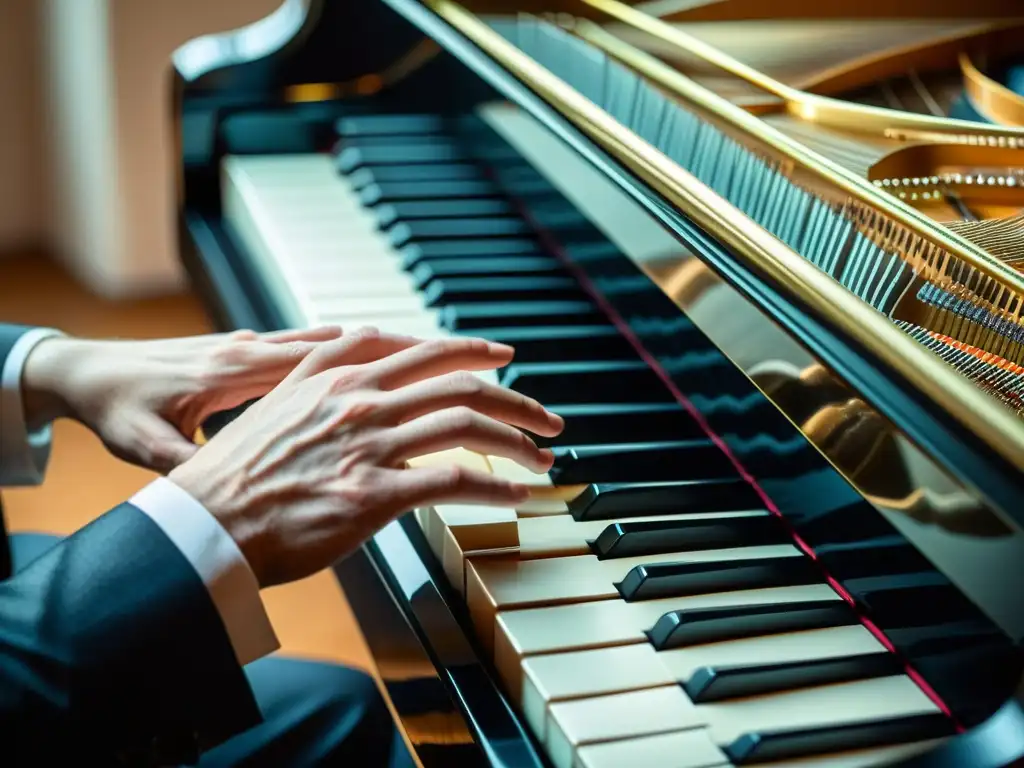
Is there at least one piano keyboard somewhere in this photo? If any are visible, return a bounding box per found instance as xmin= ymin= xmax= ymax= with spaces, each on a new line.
xmin=221 ymin=111 xmax=956 ymax=767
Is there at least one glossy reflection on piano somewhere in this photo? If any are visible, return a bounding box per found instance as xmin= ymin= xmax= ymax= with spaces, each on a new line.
xmin=175 ymin=1 xmax=1024 ymax=766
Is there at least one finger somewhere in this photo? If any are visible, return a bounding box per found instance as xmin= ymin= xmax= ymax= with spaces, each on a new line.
xmin=382 ymin=465 xmax=530 ymax=512
xmin=258 ymin=326 xmax=343 ymax=344
xmin=361 ymin=337 xmax=514 ymax=390
xmin=380 ymin=407 xmax=554 ymax=473
xmin=105 ymin=413 xmax=199 ymax=475
xmin=373 ymin=372 xmax=563 ymax=437
xmin=287 ymin=327 xmax=425 ymax=382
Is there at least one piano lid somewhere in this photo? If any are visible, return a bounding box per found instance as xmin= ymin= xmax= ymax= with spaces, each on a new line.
xmin=413 ymin=0 xmax=1024 ymax=482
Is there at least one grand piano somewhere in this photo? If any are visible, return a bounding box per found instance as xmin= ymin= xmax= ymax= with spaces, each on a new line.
xmin=173 ymin=1 xmax=1024 ymax=765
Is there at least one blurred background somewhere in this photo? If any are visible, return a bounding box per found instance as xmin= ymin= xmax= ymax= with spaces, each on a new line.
xmin=0 ymin=0 xmax=369 ymax=673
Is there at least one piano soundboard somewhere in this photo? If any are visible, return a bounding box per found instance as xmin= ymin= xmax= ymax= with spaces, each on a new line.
xmin=177 ymin=1 xmax=1024 ymax=766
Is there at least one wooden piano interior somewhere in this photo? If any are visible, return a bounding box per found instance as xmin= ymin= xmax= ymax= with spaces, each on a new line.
xmin=175 ymin=0 xmax=1024 ymax=766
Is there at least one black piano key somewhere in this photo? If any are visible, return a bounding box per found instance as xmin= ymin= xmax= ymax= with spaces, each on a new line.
xmin=409 ymin=257 xmax=564 ymax=288
xmin=724 ymin=713 xmax=955 ymax=765
xmin=422 ymin=276 xmax=584 ymax=306
xmin=388 ymin=218 xmax=533 ymax=246
xmin=470 ymin=326 xmax=630 ymax=366
xmin=591 ymin=514 xmax=787 ymax=559
xmin=400 ymin=239 xmax=542 ymax=266
xmin=887 ymin=619 xmax=1007 ymax=658
xmin=348 ymin=164 xmax=485 ymax=190
xmin=846 ymin=572 xmax=976 ymax=627
xmin=617 ymin=555 xmax=819 ymax=602
xmin=816 ymin=537 xmax=936 ymax=581
xmin=500 ymin=360 xmax=672 ymax=404
xmin=541 ymin=402 xmax=700 ymax=447
xmin=335 ymin=114 xmax=448 ymax=137
xmin=550 ymin=441 xmax=735 ymax=484
xmin=441 ymin=301 xmax=603 ymax=331
xmin=647 ymin=600 xmax=860 ymax=650
xmin=359 ymin=179 xmax=501 ymax=205
xmin=336 ymin=143 xmax=467 ymax=171
xmin=375 ymin=199 xmax=515 ymax=227
xmin=335 ymin=134 xmax=455 ymax=149
xmin=570 ymin=479 xmax=764 ymax=521
xmin=683 ymin=652 xmax=903 ymax=703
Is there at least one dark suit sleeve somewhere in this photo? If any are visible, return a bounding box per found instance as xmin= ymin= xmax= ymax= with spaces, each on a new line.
xmin=0 ymin=323 xmax=61 ymax=489
xmin=0 ymin=323 xmax=33 ymax=359
xmin=0 ymin=502 xmax=262 ymax=765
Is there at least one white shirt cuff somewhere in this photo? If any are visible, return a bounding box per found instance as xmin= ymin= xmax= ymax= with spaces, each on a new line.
xmin=0 ymin=328 xmax=64 ymax=487
xmin=130 ymin=477 xmax=280 ymax=666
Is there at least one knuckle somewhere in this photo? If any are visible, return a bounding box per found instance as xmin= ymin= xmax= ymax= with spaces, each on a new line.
xmin=335 ymin=480 xmax=371 ymax=509
xmin=442 ymin=462 xmax=466 ymax=491
xmin=447 ymin=406 xmax=478 ymax=433
xmin=352 ymin=325 xmax=380 ymax=343
xmin=283 ymin=340 xmax=307 ymax=359
xmin=335 ymin=392 xmax=381 ymax=425
xmin=330 ymin=368 xmax=362 ymax=393
xmin=517 ymin=428 xmax=535 ymax=452
xmin=307 ymin=339 xmax=342 ymax=365
xmin=424 ymin=337 xmax=453 ymax=355
xmin=210 ymin=342 xmax=249 ymax=368
xmin=449 ymin=370 xmax=482 ymax=397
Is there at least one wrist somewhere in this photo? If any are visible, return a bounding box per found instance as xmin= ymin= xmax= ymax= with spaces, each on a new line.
xmin=167 ymin=462 xmax=267 ymax=586
xmin=21 ymin=336 xmax=88 ymax=430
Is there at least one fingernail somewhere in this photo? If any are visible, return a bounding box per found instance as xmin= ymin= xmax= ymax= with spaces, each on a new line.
xmin=488 ymin=342 xmax=515 ymax=355
xmin=547 ymin=411 xmax=564 ymax=428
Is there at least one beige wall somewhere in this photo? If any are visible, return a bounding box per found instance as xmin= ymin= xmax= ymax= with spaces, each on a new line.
xmin=0 ymin=0 xmax=45 ymax=252
xmin=0 ymin=0 xmax=285 ymax=297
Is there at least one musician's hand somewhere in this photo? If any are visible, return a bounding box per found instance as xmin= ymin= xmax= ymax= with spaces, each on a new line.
xmin=167 ymin=328 xmax=564 ymax=587
xmin=19 ymin=326 xmax=343 ymax=473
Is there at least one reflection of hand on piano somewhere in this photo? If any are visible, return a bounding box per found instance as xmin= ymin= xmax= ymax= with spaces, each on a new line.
xmin=750 ymin=359 xmax=1009 ymax=536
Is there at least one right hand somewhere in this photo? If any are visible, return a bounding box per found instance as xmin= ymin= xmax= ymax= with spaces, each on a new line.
xmin=167 ymin=328 xmax=564 ymax=587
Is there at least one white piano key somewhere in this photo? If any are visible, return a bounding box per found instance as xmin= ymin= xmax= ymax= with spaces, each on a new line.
xmin=753 ymin=738 xmax=945 ymax=767
xmin=546 ymin=686 xmax=700 ymax=768
xmin=303 ymin=276 xmax=421 ymax=300
xmin=517 ymin=510 xmax=768 ymax=559
xmin=520 ymin=624 xmax=885 ymax=739
xmin=312 ymin=314 xmax=446 ymax=338
xmin=468 ymin=543 xmax=802 ymax=617
xmin=493 ymin=584 xmax=843 ymax=695
xmin=573 ymin=732 xmax=943 ymax=768
xmin=545 ymin=676 xmax=940 ymax=768
xmin=496 ymin=583 xmax=842 ymax=659
xmin=275 ymin=231 xmax=403 ymax=250
xmin=314 ymin=294 xmax=427 ymax=317
xmin=575 ymin=729 xmax=728 ymax=768
xmin=292 ymin=259 xmax=405 ymax=279
xmin=705 ymin=675 xmax=941 ymax=745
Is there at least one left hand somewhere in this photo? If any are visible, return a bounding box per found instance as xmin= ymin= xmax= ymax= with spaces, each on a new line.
xmin=20 ymin=326 xmax=342 ymax=473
